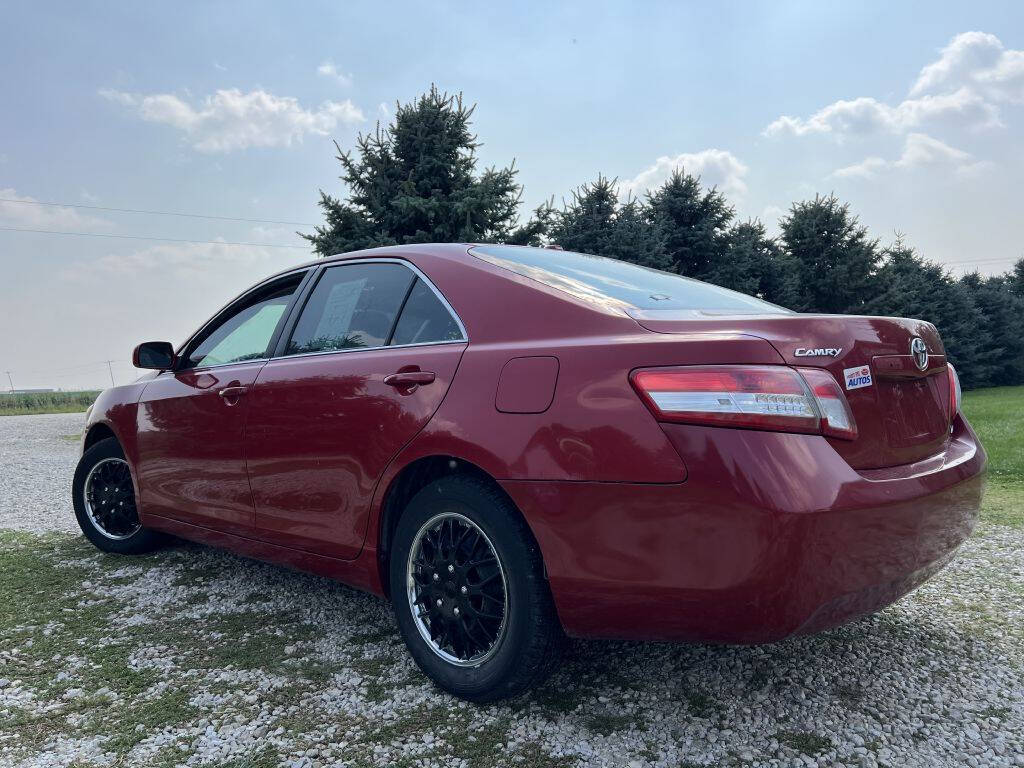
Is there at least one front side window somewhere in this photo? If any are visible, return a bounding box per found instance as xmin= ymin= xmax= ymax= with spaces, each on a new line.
xmin=183 ymin=276 xmax=302 ymax=369
xmin=286 ymin=263 xmax=413 ymax=355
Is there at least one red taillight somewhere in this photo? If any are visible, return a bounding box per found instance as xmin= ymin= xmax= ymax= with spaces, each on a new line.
xmin=795 ymin=367 xmax=858 ymax=440
xmin=947 ymin=363 xmax=962 ymax=420
xmin=630 ymin=365 xmax=857 ymax=440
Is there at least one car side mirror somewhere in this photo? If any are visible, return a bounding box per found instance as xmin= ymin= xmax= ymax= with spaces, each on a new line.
xmin=133 ymin=341 xmax=176 ymax=370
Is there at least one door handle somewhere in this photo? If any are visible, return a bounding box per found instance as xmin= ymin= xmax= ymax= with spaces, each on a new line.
xmin=218 ymin=385 xmax=249 ymax=399
xmin=383 ymin=371 xmax=436 ymax=387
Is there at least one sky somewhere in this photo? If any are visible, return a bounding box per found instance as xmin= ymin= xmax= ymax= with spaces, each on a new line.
xmin=1 ymin=1 xmax=1022 ymax=390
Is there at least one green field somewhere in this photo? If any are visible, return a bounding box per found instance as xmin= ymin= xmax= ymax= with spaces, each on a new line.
xmin=962 ymin=385 xmax=1024 ymax=528
xmin=0 ymin=390 xmax=99 ymax=416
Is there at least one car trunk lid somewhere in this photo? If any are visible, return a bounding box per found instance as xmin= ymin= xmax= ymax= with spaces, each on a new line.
xmin=629 ymin=311 xmax=952 ymax=469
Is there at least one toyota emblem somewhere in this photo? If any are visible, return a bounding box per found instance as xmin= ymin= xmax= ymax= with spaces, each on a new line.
xmin=910 ymin=337 xmax=929 ymax=371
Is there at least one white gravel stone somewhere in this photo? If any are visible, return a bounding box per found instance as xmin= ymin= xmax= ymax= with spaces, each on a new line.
xmin=0 ymin=412 xmax=83 ymax=533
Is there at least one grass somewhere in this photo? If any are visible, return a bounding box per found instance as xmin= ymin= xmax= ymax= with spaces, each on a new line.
xmin=0 ymin=532 xmax=345 ymax=765
xmin=962 ymin=385 xmax=1024 ymax=527
xmin=776 ymin=730 xmax=833 ymax=755
xmin=0 ymin=390 xmax=99 ymax=416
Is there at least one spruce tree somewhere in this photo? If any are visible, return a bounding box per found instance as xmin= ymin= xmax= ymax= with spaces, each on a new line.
xmin=548 ymin=176 xmax=669 ymax=269
xmin=865 ymin=242 xmax=992 ymax=389
xmin=780 ymin=195 xmax=882 ymax=314
xmin=646 ymin=170 xmax=734 ymax=279
xmin=706 ymin=219 xmax=799 ymax=307
xmin=959 ymin=272 xmax=1024 ymax=388
xmin=303 ymin=87 xmax=540 ymax=254
xmin=1009 ymin=257 xmax=1024 ymax=299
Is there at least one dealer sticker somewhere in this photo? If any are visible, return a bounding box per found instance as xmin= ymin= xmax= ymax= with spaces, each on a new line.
xmin=843 ymin=365 xmax=873 ymax=390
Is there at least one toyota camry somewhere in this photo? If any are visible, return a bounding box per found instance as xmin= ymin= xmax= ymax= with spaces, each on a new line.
xmin=73 ymin=243 xmax=986 ymax=701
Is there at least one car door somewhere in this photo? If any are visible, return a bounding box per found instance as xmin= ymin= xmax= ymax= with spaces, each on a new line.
xmin=135 ymin=271 xmax=308 ymax=536
xmin=244 ymin=259 xmax=468 ymax=559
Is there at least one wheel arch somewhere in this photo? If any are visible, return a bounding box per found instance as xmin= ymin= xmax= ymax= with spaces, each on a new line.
xmin=376 ymin=455 xmax=543 ymax=599
xmin=83 ymin=422 xmax=118 ymax=452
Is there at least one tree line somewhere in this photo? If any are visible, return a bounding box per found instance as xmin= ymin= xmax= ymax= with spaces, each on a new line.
xmin=303 ymin=87 xmax=1024 ymax=390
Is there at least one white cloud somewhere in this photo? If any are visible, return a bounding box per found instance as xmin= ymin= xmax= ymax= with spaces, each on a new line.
xmin=764 ymin=87 xmax=999 ymax=138
xmin=97 ymin=87 xmax=136 ymax=106
xmin=831 ymin=133 xmax=988 ymax=179
xmin=0 ymin=188 xmax=110 ymax=230
xmin=911 ymin=31 xmax=1024 ymax=103
xmin=248 ymin=224 xmax=295 ymax=241
xmin=317 ymin=61 xmax=353 ymax=87
xmin=832 ymin=156 xmax=889 ymax=179
xmin=101 ymin=87 xmax=364 ymax=153
xmin=41 ymin=242 xmax=304 ymax=385
xmin=765 ymin=31 xmax=1019 ymax=140
xmin=620 ymin=149 xmax=749 ymax=198
xmin=895 ymin=133 xmax=971 ymax=168
xmin=765 ymin=97 xmax=899 ymax=137
xmin=59 ymin=240 xmax=303 ymax=287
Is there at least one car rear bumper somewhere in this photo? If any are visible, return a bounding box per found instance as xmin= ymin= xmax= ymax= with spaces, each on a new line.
xmin=501 ymin=415 xmax=985 ymax=643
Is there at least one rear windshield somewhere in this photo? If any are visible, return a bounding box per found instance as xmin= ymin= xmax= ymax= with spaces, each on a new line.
xmin=469 ymin=244 xmax=791 ymax=315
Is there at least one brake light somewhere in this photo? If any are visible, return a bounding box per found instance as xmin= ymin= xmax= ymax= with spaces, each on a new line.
xmin=630 ymin=365 xmax=857 ymax=440
xmin=795 ymin=367 xmax=858 ymax=440
xmin=947 ymin=363 xmax=962 ymax=420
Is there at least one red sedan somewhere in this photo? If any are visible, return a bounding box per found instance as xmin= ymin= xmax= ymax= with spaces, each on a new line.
xmin=73 ymin=243 xmax=985 ymax=701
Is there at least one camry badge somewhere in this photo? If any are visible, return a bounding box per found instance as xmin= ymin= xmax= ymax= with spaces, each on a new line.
xmin=794 ymin=347 xmax=842 ymax=358
xmin=910 ymin=337 xmax=929 ymax=371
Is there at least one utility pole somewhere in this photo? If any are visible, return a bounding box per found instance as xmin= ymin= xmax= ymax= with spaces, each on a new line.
xmin=105 ymin=361 xmax=116 ymax=387
xmin=4 ymin=371 xmax=13 ymax=393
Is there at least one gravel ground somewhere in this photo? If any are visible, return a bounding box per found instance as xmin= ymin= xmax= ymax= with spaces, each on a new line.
xmin=0 ymin=412 xmax=83 ymax=534
xmin=1 ymin=413 xmax=1022 ymax=768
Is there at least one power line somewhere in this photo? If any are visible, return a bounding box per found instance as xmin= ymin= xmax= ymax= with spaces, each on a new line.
xmin=945 ymin=257 xmax=1019 ymax=269
xmin=9 ymin=359 xmax=134 ymax=377
xmin=0 ymin=226 xmax=312 ymax=250
xmin=0 ymin=197 xmax=318 ymax=227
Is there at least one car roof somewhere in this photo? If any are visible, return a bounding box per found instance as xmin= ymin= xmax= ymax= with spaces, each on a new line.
xmin=274 ymin=243 xmax=477 ymax=278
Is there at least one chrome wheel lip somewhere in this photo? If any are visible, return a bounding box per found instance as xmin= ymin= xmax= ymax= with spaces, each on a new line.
xmin=406 ymin=511 xmax=509 ymax=668
xmin=83 ymin=457 xmax=140 ymax=540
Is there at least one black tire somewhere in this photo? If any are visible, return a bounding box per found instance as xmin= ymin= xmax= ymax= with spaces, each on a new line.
xmin=72 ymin=437 xmax=165 ymax=555
xmin=390 ymin=474 xmax=565 ymax=702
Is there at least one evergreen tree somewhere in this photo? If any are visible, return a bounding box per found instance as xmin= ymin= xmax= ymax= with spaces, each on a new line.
xmin=548 ymin=176 xmax=669 ymax=269
xmin=646 ymin=170 xmax=734 ymax=278
xmin=865 ymin=242 xmax=993 ymax=389
xmin=504 ymin=200 xmax=556 ymax=247
xmin=1008 ymin=257 xmax=1024 ymax=299
xmin=780 ymin=195 xmax=882 ymax=314
xmin=303 ymin=87 xmax=541 ymax=254
xmin=959 ymin=272 xmax=1024 ymax=388
xmin=706 ymin=219 xmax=799 ymax=307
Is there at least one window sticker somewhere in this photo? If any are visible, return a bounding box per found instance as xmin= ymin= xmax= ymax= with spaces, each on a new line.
xmin=313 ymin=278 xmax=365 ymax=340
xmin=843 ymin=365 xmax=873 ymax=390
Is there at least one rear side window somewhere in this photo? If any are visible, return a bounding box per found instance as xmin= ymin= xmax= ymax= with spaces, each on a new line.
xmin=469 ymin=244 xmax=791 ymax=315
xmin=286 ymin=263 xmax=413 ymax=355
xmin=390 ymin=279 xmax=463 ymax=346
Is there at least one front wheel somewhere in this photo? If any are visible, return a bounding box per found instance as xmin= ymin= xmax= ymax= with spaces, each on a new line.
xmin=390 ymin=475 xmax=565 ymax=701
xmin=72 ymin=437 xmax=165 ymax=554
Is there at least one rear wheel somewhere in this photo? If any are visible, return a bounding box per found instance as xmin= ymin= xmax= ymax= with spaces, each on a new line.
xmin=72 ymin=437 xmax=165 ymax=554
xmin=390 ymin=475 xmax=565 ymax=701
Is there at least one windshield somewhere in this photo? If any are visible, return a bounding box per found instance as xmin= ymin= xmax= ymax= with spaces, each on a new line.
xmin=469 ymin=245 xmax=791 ymax=315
